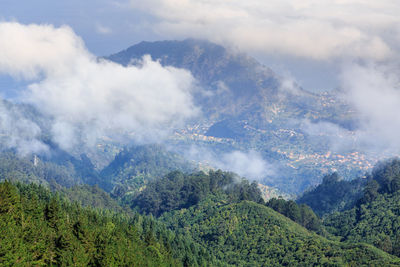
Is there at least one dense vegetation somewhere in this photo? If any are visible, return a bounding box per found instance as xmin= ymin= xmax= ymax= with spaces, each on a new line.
xmin=369 ymin=158 xmax=400 ymax=196
xmin=0 ymin=152 xmax=80 ymax=189
xmin=266 ymin=198 xmax=323 ymax=233
xmin=3 ymin=144 xmax=400 ymax=266
xmin=131 ymin=170 xmax=264 ymax=216
xmin=297 ymin=172 xmax=366 ymax=216
xmin=0 ymin=148 xmax=111 ymax=190
xmin=161 ymin=195 xmax=399 ymax=266
xmin=325 ymin=191 xmax=400 ymax=256
xmin=60 ymin=184 xmax=124 ymax=212
xmin=100 ymin=145 xmax=195 ymax=199
xmin=324 ymin=159 xmax=400 ymax=257
xmin=0 ymin=181 xmax=214 ymax=266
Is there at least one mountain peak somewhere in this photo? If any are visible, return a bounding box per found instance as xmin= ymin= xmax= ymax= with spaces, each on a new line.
xmin=107 ymin=39 xmax=275 ymax=82
xmin=108 ymin=39 xmax=280 ymax=119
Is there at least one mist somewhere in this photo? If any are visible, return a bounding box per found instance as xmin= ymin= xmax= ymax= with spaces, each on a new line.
xmin=0 ymin=22 xmax=199 ymax=154
xmin=185 ymin=145 xmax=275 ymax=181
xmin=302 ymin=60 xmax=400 ymax=160
xmin=130 ymin=0 xmax=398 ymax=61
xmin=341 ymin=62 xmax=400 ymax=154
xmin=0 ymin=100 xmax=48 ymax=156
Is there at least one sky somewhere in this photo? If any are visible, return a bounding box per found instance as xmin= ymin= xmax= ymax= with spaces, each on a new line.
xmin=0 ymin=0 xmax=156 ymax=55
xmin=1 ymin=1 xmax=400 ymax=160
xmin=3 ymin=0 xmax=399 ymax=92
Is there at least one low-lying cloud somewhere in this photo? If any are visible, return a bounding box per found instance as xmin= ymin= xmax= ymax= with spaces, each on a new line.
xmin=186 ymin=146 xmax=275 ymax=181
xmin=128 ymin=0 xmax=400 ymax=157
xmin=0 ymin=22 xmax=199 ymax=153
xmin=220 ymin=150 xmax=275 ymax=180
xmin=303 ymin=61 xmax=400 ymax=157
xmin=129 ymin=0 xmax=399 ymax=61
xmin=341 ymin=62 xmax=400 ymax=153
xmin=0 ymin=101 xmax=48 ymax=156
xmin=301 ymin=119 xmax=357 ymax=153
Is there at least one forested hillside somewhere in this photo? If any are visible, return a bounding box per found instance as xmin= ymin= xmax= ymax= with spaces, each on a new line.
xmin=2 ymin=145 xmax=400 ymax=266
xmin=107 ymin=39 xmax=364 ymax=195
xmin=101 ymin=144 xmax=196 ymax=201
xmin=297 ymin=172 xmax=366 ymax=217
xmin=324 ymin=159 xmax=400 ymax=257
xmin=161 ymin=195 xmax=399 ymax=266
xmin=130 ymin=170 xmax=264 ymax=216
xmin=266 ymin=197 xmax=323 ymax=234
xmin=0 ymin=152 xmax=81 ymax=189
xmin=0 ymin=181 xmax=215 ymax=266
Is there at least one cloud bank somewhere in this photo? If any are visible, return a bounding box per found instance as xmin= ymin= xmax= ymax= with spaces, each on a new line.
xmin=0 ymin=22 xmax=199 ymax=153
xmin=130 ymin=0 xmax=399 ymax=61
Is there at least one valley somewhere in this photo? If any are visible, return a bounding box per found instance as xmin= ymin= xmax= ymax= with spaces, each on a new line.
xmin=1 ymin=3 xmax=400 ymax=264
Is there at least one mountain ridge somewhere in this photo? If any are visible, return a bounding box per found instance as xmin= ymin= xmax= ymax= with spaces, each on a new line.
xmin=107 ymin=39 xmax=363 ymax=194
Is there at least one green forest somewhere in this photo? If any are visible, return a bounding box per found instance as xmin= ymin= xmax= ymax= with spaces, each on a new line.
xmin=2 ymin=147 xmax=400 ymax=266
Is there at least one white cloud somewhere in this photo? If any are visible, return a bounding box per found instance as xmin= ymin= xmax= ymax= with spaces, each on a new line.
xmin=0 ymin=22 xmax=88 ymax=80
xmin=301 ymin=119 xmax=357 ymax=153
xmin=340 ymin=62 xmax=400 ymax=152
xmin=186 ymin=146 xmax=275 ymax=180
xmin=0 ymin=22 xmax=199 ymax=152
xmin=0 ymin=100 xmax=48 ymax=155
xmin=220 ymin=151 xmax=274 ymax=180
xmin=302 ymin=61 xmax=400 ymax=156
xmin=130 ymin=0 xmax=399 ymax=61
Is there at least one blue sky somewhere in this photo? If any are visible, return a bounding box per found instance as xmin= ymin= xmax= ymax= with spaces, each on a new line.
xmin=0 ymin=0 xmax=157 ymax=55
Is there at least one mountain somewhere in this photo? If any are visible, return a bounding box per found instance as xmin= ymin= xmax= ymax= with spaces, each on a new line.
xmin=3 ymin=152 xmax=400 ymax=265
xmin=129 ymin=169 xmax=264 ymax=216
xmin=161 ymin=195 xmax=400 ymax=266
xmin=122 ymin=165 xmax=400 ymax=265
xmin=324 ymin=159 xmax=400 ymax=257
xmin=0 ymin=181 xmax=213 ymax=266
xmin=108 ymin=39 xmax=281 ymax=121
xmin=0 ymin=40 xmax=365 ymax=194
xmin=108 ymin=39 xmax=365 ymax=194
xmin=100 ymin=144 xmax=197 ymax=201
xmin=108 ymin=39 xmax=351 ymax=127
xmin=0 ymin=40 xmax=369 ymax=194
xmin=297 ymin=172 xmax=366 ymax=217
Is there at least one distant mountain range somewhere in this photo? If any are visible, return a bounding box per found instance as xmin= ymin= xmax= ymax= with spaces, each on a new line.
xmin=0 ymin=39 xmax=372 ymax=194
xmin=107 ymin=39 xmax=366 ymax=193
xmin=108 ymin=39 xmax=354 ymax=130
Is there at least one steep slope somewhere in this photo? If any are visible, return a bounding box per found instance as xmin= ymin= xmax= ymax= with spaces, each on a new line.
xmin=108 ymin=39 xmax=277 ymax=119
xmin=107 ymin=39 xmax=367 ymax=194
xmin=130 ymin=170 xmax=264 ymax=216
xmin=324 ymin=159 xmax=400 ymax=257
xmin=0 ymin=181 xmax=217 ymax=266
xmin=161 ymin=196 xmax=399 ymax=266
xmin=325 ymin=191 xmax=400 ymax=256
xmin=100 ymin=144 xmax=197 ymax=199
xmin=107 ymin=39 xmax=329 ymax=125
xmin=297 ymin=172 xmax=366 ymax=217
xmin=0 ymin=149 xmax=110 ymax=191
